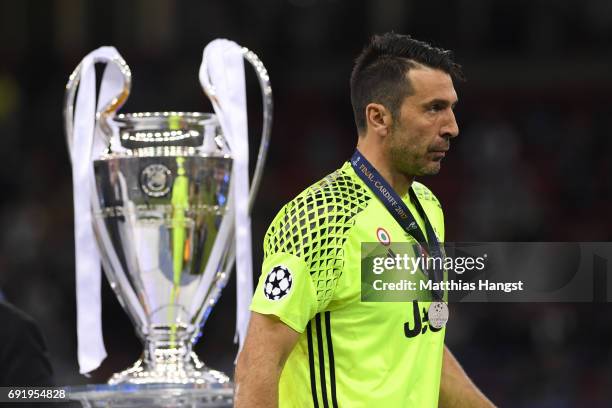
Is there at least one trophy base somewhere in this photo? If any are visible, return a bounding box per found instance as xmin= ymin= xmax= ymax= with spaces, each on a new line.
xmin=108 ymin=352 xmax=230 ymax=385
xmin=70 ymin=334 xmax=233 ymax=407
xmin=69 ymin=383 xmax=233 ymax=408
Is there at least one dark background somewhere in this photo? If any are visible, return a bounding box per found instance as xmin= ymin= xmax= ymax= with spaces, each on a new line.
xmin=1 ymin=0 xmax=611 ymax=406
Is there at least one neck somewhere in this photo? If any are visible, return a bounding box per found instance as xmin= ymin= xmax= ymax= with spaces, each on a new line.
xmin=356 ymin=138 xmax=414 ymax=197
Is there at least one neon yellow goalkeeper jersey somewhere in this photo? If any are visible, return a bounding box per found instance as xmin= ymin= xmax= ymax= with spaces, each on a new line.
xmin=251 ymin=161 xmax=446 ymax=408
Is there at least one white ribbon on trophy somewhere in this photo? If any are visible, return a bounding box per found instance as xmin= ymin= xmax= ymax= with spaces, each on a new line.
xmin=68 ymin=46 xmax=129 ymax=374
xmin=199 ymin=39 xmax=253 ymax=351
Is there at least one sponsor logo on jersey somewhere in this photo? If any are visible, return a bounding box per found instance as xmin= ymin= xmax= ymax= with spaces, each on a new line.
xmin=404 ymin=300 xmax=443 ymax=338
xmin=263 ymin=265 xmax=293 ymax=300
xmin=376 ymin=227 xmax=391 ymax=246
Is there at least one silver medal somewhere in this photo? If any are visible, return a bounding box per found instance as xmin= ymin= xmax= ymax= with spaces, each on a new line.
xmin=428 ymin=301 xmax=449 ymax=329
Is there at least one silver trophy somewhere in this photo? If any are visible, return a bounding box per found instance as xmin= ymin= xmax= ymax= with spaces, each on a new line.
xmin=64 ymin=45 xmax=271 ymax=407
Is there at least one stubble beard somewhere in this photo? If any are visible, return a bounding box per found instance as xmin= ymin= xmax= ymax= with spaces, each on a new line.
xmin=388 ymin=129 xmax=440 ymax=179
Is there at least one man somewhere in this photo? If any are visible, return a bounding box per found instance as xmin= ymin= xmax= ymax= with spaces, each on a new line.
xmin=0 ymin=300 xmax=54 ymax=386
xmin=236 ymin=33 xmax=495 ymax=407
xmin=0 ymin=300 xmax=58 ymax=407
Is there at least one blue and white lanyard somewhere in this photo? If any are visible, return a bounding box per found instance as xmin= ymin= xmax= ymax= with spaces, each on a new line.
xmin=350 ymin=149 xmax=444 ymax=301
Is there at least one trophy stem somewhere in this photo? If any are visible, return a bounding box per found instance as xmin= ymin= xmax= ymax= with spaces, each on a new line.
xmin=108 ymin=326 xmax=230 ymax=386
xmin=144 ymin=327 xmax=193 ymax=373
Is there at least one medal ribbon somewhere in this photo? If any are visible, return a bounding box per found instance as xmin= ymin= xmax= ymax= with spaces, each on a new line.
xmin=350 ymin=150 xmax=444 ymax=301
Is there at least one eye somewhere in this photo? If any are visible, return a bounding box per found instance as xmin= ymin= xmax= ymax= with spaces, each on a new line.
xmin=428 ymin=104 xmax=443 ymax=112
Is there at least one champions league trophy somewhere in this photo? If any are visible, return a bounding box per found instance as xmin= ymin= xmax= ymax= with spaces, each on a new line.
xmin=64 ymin=41 xmax=271 ymax=407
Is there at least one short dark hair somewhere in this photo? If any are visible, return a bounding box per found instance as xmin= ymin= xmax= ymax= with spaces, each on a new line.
xmin=350 ymin=33 xmax=464 ymax=132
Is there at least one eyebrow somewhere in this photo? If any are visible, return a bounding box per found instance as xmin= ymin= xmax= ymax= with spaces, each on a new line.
xmin=424 ymin=98 xmax=459 ymax=109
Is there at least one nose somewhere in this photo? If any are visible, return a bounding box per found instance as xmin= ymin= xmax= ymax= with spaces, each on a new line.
xmin=441 ymin=109 xmax=459 ymax=139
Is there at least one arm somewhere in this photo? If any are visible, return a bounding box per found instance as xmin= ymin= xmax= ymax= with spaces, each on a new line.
xmin=439 ymin=346 xmax=496 ymax=408
xmin=235 ymin=311 xmax=300 ymax=408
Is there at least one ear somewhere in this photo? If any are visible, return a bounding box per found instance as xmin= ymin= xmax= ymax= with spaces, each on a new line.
xmin=365 ymin=103 xmax=392 ymax=138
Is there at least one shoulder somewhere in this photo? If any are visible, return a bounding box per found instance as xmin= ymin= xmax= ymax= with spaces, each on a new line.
xmin=0 ymin=301 xmax=39 ymax=337
xmin=412 ymin=181 xmax=445 ymax=241
xmin=412 ymin=181 xmax=442 ymax=209
xmin=264 ymin=165 xmax=373 ymax=258
xmin=0 ymin=302 xmax=54 ymax=386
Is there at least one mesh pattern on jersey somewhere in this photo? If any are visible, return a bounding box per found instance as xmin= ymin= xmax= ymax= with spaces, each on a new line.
xmin=264 ymin=168 xmax=372 ymax=306
xmin=413 ymin=182 xmax=441 ymax=208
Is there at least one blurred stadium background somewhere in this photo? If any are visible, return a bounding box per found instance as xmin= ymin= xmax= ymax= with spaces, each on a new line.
xmin=1 ymin=0 xmax=611 ymax=406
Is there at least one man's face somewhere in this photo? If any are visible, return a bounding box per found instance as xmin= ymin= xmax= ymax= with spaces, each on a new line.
xmin=386 ymin=67 xmax=459 ymax=177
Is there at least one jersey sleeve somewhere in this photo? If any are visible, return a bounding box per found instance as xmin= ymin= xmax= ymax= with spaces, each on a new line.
xmin=250 ymin=249 xmax=319 ymax=333
xmin=250 ymin=194 xmax=322 ymax=333
xmin=251 ymin=169 xmax=372 ymax=332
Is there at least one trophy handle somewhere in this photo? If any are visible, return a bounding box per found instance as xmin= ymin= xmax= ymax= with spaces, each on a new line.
xmin=63 ymin=54 xmax=132 ymax=154
xmin=191 ymin=45 xmax=272 ymax=345
xmin=240 ymin=47 xmax=273 ymax=212
xmin=64 ymin=52 xmax=149 ymax=344
xmin=200 ymin=46 xmax=273 ymax=212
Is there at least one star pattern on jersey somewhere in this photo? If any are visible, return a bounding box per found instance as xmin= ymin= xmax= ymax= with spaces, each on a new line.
xmin=263 ymin=265 xmax=293 ymax=301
